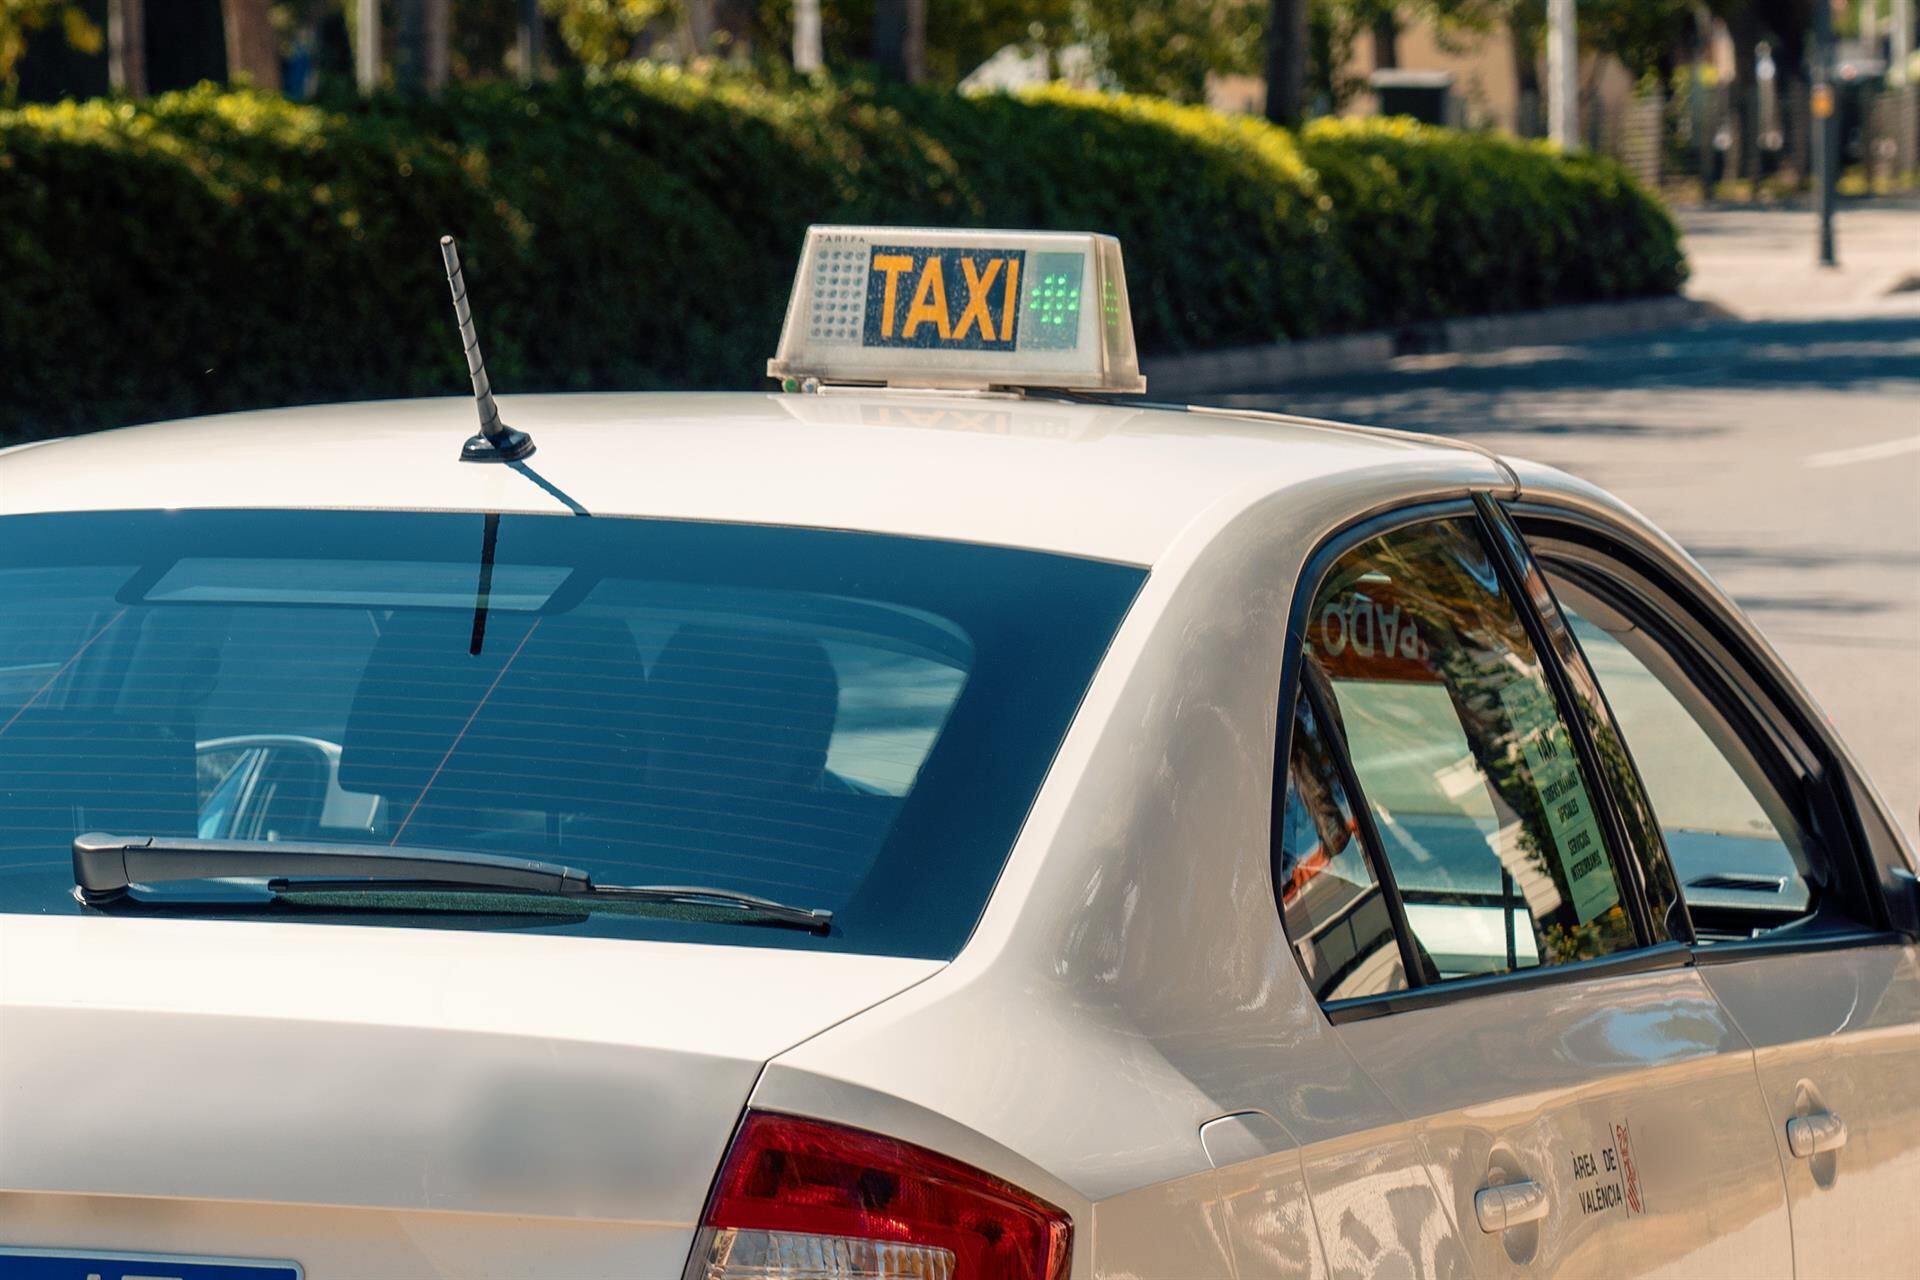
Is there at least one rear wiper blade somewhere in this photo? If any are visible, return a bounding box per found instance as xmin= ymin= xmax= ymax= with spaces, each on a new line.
xmin=72 ymin=833 xmax=833 ymax=933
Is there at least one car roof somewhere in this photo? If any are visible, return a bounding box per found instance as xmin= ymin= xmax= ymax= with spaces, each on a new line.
xmin=0 ymin=392 xmax=1514 ymax=566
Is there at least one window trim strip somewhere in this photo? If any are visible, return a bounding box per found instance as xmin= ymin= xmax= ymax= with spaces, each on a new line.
xmin=1322 ymin=939 xmax=1695 ymax=1024
xmin=1689 ymin=928 xmax=1904 ymax=966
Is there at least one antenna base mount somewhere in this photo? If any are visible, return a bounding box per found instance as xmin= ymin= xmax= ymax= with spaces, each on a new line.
xmin=459 ymin=428 xmax=536 ymax=463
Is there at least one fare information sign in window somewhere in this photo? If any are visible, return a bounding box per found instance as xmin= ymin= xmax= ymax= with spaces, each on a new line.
xmin=1499 ymin=679 xmax=1619 ymax=925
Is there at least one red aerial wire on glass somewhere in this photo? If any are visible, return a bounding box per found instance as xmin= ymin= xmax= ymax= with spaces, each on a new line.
xmin=389 ymin=618 xmax=541 ymax=845
xmin=0 ymin=608 xmax=128 ymax=740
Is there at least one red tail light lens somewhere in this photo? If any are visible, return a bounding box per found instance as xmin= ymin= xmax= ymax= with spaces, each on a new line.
xmin=689 ymin=1110 xmax=1072 ymax=1280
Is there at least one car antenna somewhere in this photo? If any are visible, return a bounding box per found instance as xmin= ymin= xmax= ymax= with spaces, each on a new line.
xmin=440 ymin=235 xmax=534 ymax=463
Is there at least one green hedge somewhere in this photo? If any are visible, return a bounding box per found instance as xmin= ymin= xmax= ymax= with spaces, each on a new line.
xmin=0 ymin=75 xmax=1685 ymax=441
xmin=1298 ymin=116 xmax=1688 ymax=326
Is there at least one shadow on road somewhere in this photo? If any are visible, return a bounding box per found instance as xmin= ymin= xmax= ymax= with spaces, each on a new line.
xmin=1208 ymin=314 xmax=1920 ymax=441
xmin=1684 ymin=541 xmax=1920 ymax=571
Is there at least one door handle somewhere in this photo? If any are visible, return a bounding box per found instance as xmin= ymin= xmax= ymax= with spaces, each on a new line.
xmin=1786 ymin=1111 xmax=1848 ymax=1159
xmin=1473 ymin=1179 xmax=1549 ymax=1233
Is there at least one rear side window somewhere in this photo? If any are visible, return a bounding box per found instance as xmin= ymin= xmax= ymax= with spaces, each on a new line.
xmin=1299 ymin=517 xmax=1637 ymax=981
xmin=0 ymin=510 xmax=1143 ymax=959
xmin=1276 ymin=694 xmax=1410 ymax=1001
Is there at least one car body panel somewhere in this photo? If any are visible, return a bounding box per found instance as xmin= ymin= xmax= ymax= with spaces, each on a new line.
xmin=0 ymin=914 xmax=937 ymax=1274
xmin=762 ymin=466 xmax=1505 ymax=1278
xmin=0 ymin=393 xmax=1469 ymax=567
xmin=1337 ymin=965 xmax=1792 ymax=1278
xmin=1700 ymin=944 xmax=1920 ymax=1279
xmin=1504 ymin=457 xmax=1920 ymax=1276
xmin=0 ymin=394 xmax=1913 ymax=1277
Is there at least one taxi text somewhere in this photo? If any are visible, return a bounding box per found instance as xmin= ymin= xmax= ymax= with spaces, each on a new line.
xmin=864 ymin=246 xmax=1025 ymax=351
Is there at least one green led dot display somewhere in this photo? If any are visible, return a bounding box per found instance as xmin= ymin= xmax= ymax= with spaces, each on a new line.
xmin=1024 ymin=256 xmax=1086 ymax=348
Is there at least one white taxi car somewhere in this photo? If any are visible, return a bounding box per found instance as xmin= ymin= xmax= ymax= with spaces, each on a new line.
xmin=0 ymin=228 xmax=1913 ymax=1280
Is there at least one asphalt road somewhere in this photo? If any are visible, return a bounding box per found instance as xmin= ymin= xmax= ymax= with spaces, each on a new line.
xmin=1210 ymin=307 xmax=1920 ymax=849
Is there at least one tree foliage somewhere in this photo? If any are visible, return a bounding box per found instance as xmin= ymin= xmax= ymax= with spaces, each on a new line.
xmin=543 ymin=0 xmax=675 ymax=68
xmin=0 ymin=77 xmax=1681 ymax=441
xmin=1069 ymin=0 xmax=1264 ymax=101
xmin=0 ymin=0 xmax=99 ymax=96
xmin=745 ymin=0 xmax=1070 ymax=86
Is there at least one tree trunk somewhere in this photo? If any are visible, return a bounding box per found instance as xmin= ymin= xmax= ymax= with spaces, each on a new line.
xmin=714 ymin=0 xmax=755 ymax=55
xmin=425 ymin=0 xmax=447 ymax=91
xmin=1265 ymin=0 xmax=1308 ymax=126
xmin=391 ymin=0 xmax=445 ymax=92
xmin=1372 ymin=9 xmax=1399 ymax=70
xmin=1728 ymin=7 xmax=1761 ymax=185
xmin=393 ymin=0 xmax=424 ymax=91
xmin=108 ymin=0 xmax=148 ymax=95
xmin=222 ymin=0 xmax=279 ymax=89
xmin=517 ymin=0 xmax=543 ymax=83
xmin=1509 ymin=7 xmax=1543 ymax=137
xmin=684 ymin=0 xmax=715 ymax=55
xmin=873 ymin=0 xmax=926 ymax=82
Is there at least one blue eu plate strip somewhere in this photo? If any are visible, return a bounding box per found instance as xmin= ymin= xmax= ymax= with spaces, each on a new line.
xmin=0 ymin=1249 xmax=301 ymax=1280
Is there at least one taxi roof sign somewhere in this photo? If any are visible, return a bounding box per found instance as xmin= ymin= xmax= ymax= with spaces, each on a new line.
xmin=768 ymin=226 xmax=1146 ymax=394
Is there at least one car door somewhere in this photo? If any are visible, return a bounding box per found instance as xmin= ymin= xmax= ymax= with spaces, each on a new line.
xmin=1276 ymin=505 xmax=1793 ymax=1278
xmin=1511 ymin=504 xmax=1920 ymax=1280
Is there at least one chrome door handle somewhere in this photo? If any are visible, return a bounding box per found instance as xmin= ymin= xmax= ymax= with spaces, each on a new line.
xmin=1473 ymin=1179 xmax=1549 ymax=1233
xmin=1786 ymin=1111 xmax=1848 ymax=1159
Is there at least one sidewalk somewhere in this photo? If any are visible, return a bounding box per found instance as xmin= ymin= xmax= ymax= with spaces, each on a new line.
xmin=1677 ymin=195 xmax=1920 ymax=319
xmin=1144 ymin=194 xmax=1920 ymax=397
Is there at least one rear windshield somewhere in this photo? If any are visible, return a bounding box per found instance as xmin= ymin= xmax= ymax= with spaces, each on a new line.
xmin=0 ymin=511 xmax=1143 ymax=959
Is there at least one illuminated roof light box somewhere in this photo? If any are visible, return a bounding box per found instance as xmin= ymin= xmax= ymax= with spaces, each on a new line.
xmin=768 ymin=226 xmax=1146 ymax=394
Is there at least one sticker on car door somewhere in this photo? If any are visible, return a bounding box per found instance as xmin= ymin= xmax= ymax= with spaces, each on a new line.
xmin=1571 ymin=1119 xmax=1646 ymax=1217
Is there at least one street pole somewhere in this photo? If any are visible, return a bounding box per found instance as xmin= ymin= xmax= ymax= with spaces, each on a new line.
xmin=1811 ymin=0 xmax=1838 ymax=266
xmin=793 ymin=0 xmax=822 ymax=72
xmin=356 ymin=0 xmax=380 ymax=93
xmin=519 ymin=0 xmax=543 ymax=84
xmin=106 ymin=0 xmax=146 ymax=96
xmin=1694 ymin=6 xmax=1715 ymax=195
xmin=1894 ymin=0 xmax=1913 ymax=86
xmin=1548 ymin=0 xmax=1579 ymax=148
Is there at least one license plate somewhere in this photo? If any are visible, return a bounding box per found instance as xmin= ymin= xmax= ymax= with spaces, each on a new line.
xmin=0 ymin=1250 xmax=301 ymax=1280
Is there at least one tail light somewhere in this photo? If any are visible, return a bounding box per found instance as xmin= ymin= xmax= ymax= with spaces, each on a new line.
xmin=686 ymin=1110 xmax=1072 ymax=1280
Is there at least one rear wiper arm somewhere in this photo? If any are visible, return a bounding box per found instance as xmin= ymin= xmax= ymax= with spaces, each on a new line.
xmin=72 ymin=833 xmax=833 ymax=933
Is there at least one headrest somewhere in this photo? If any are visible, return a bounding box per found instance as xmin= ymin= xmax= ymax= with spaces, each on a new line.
xmin=642 ymin=626 xmax=839 ymax=794
xmin=339 ymin=612 xmax=649 ymax=818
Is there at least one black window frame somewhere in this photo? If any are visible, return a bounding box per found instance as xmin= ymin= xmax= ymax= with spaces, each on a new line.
xmin=1505 ymin=498 xmax=1911 ymax=961
xmin=1271 ymin=498 xmax=1691 ymax=1026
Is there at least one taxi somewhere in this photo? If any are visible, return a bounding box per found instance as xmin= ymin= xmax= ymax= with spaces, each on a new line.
xmin=0 ymin=227 xmax=1913 ymax=1280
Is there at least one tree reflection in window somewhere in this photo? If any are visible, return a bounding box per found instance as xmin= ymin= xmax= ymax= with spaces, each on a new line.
xmin=1304 ymin=518 xmax=1636 ymax=980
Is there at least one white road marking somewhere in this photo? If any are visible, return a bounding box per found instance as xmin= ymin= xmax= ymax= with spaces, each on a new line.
xmin=1806 ymin=434 xmax=1920 ymax=468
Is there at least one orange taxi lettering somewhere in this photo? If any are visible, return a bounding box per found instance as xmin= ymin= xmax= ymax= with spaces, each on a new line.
xmin=871 ymin=254 xmax=915 ymax=340
xmin=954 ymin=257 xmax=1005 ymax=341
xmin=903 ymin=257 xmax=952 ymax=341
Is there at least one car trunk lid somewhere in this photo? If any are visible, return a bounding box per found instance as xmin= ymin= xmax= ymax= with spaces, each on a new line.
xmin=0 ymin=915 xmax=939 ymax=1276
